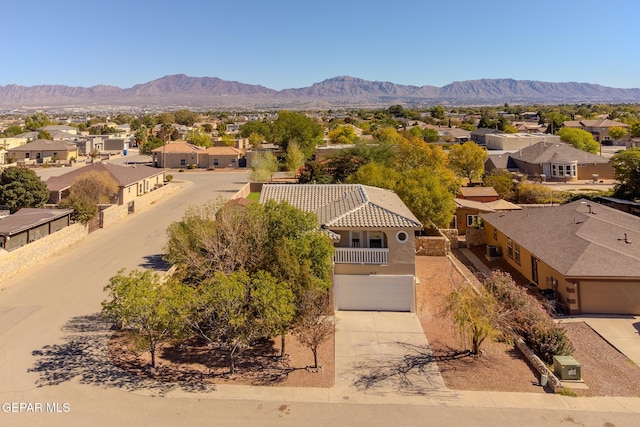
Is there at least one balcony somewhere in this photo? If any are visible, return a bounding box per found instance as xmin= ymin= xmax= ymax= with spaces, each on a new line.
xmin=334 ymin=247 xmax=389 ymax=265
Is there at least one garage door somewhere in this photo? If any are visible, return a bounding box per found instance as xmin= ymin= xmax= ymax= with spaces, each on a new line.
xmin=580 ymin=281 xmax=640 ymax=315
xmin=334 ymin=274 xmax=415 ymax=312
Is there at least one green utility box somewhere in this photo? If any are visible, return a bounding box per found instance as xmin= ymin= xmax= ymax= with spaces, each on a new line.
xmin=553 ymin=355 xmax=581 ymax=380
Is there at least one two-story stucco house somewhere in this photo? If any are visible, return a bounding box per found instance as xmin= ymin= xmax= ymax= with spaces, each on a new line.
xmin=259 ymin=183 xmax=422 ymax=312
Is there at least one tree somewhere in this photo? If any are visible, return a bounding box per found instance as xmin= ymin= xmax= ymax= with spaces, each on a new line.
xmin=430 ymin=105 xmax=446 ymax=120
xmin=347 ymin=162 xmax=400 ymax=190
xmin=24 ymin=113 xmax=51 ymax=131
xmin=139 ymin=136 xmax=164 ymax=156
xmin=284 ymin=141 xmax=306 ymax=177
xmin=220 ymin=134 xmax=235 ymax=147
xmin=395 ymin=167 xmax=456 ymax=228
xmin=239 ymin=120 xmax=271 ymax=140
xmin=271 ymin=111 xmax=324 ymax=157
xmin=0 ymin=167 xmax=49 ymax=213
xmin=250 ymin=151 xmax=278 ymax=182
xmin=248 ymin=132 xmax=264 ymax=149
xmin=557 ymin=127 xmax=599 ymax=154
xmin=134 ymin=127 xmax=149 ymax=147
xmin=327 ymin=125 xmax=359 ymax=145
xmin=37 ymin=130 xmax=52 ymax=140
xmin=608 ymin=126 xmax=627 ymax=142
xmin=293 ymin=289 xmax=333 ymax=369
xmin=174 ymin=109 xmax=199 ymax=126
xmin=448 ymin=142 xmax=488 ymax=184
xmin=59 ymin=171 xmax=119 ymax=223
xmin=483 ymin=169 xmax=515 ymax=200
xmin=630 ymin=122 xmax=640 ymax=138
xmin=422 ymin=128 xmax=440 ymax=143
xmin=101 ymin=269 xmax=184 ymax=370
xmin=186 ymin=128 xmax=212 ymax=147
xmin=610 ymin=148 xmax=640 ymax=200
xmin=445 ymin=284 xmax=499 ymax=355
xmin=297 ymin=161 xmax=333 ymax=184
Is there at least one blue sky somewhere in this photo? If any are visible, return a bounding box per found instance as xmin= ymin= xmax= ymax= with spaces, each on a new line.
xmin=2 ymin=0 xmax=639 ymax=90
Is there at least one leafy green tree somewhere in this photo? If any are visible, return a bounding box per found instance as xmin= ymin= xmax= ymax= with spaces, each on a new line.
xmin=156 ymin=112 xmax=175 ymax=125
xmin=174 ymin=109 xmax=199 ymax=126
xmin=445 ymin=284 xmax=499 ymax=355
xmin=297 ymin=161 xmax=333 ymax=184
xmin=239 ymin=120 xmax=271 ymax=140
xmin=271 ymin=111 xmax=324 ymax=156
xmin=220 ymin=134 xmax=235 ymax=147
xmin=59 ymin=171 xmax=119 ymax=223
xmin=608 ymin=126 xmax=627 ymax=142
xmin=557 ymin=127 xmax=599 ymax=154
xmin=102 ymin=269 xmax=185 ymax=369
xmin=186 ymin=128 xmax=212 ymax=147
xmin=0 ymin=125 xmax=24 ymax=137
xmin=347 ymin=162 xmax=400 ymax=189
xmin=0 ymin=167 xmax=49 ymax=213
xmin=139 ymin=136 xmax=164 ymax=156
xmin=59 ymin=196 xmax=97 ymax=224
xmin=37 ymin=130 xmax=52 ymax=140
xmin=134 ymin=126 xmax=148 ymax=146
xmin=248 ymin=132 xmax=264 ymax=149
xmin=448 ymin=142 xmax=488 ymax=184
xmin=422 ymin=128 xmax=440 ymax=143
xmin=540 ymin=111 xmax=568 ymax=134
xmin=24 ymin=113 xmax=51 ymax=131
xmin=630 ymin=122 xmax=640 ymax=138
xmin=610 ymin=148 xmax=640 ymax=200
xmin=250 ymin=151 xmax=279 ymax=182
xmin=285 ymin=140 xmax=306 ymax=177
xmin=395 ymin=167 xmax=456 ymax=228
xmin=483 ymin=169 xmax=515 ymax=200
xmin=328 ymin=125 xmax=359 ymax=145
xmin=430 ymin=105 xmax=446 ymax=120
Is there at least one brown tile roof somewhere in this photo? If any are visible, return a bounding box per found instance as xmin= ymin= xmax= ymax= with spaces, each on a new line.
xmin=259 ymin=184 xmax=422 ymax=229
xmin=482 ymin=199 xmax=640 ymax=278
xmin=0 ymin=208 xmax=73 ymax=236
xmin=46 ymin=162 xmax=163 ymax=191
xmin=150 ymin=142 xmax=204 ymax=154
xmin=458 ymin=187 xmax=499 ymax=198
xmin=205 ymin=146 xmax=244 ymax=155
xmin=455 ymin=198 xmax=495 ymax=212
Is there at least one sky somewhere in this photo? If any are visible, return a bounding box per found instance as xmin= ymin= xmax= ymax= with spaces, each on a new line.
xmin=1 ymin=0 xmax=639 ymax=90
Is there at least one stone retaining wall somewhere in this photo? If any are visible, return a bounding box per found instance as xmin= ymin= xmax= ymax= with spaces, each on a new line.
xmin=514 ymin=337 xmax=563 ymax=393
xmin=0 ymin=223 xmax=88 ymax=283
xmin=416 ymin=234 xmax=451 ymax=256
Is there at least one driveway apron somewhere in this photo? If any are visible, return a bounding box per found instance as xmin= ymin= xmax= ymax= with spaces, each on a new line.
xmin=334 ymin=311 xmax=446 ymax=400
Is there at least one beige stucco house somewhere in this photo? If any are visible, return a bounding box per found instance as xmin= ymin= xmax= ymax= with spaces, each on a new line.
xmin=259 ymin=184 xmax=422 ymax=312
xmin=46 ymin=162 xmax=165 ymax=206
xmin=482 ymin=200 xmax=640 ymax=315
xmin=7 ymin=139 xmax=78 ymax=164
xmin=151 ymin=142 xmax=245 ymax=169
xmin=563 ymin=119 xmax=630 ymax=144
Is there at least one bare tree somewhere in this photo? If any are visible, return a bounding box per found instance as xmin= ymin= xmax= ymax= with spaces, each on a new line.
xmin=293 ymin=289 xmax=334 ymax=370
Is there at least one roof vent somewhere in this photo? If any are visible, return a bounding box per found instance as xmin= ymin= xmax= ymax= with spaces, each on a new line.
xmin=617 ymin=233 xmax=632 ymax=244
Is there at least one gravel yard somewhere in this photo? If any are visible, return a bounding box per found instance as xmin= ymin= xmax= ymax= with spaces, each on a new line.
xmin=417 ymin=254 xmax=640 ymax=396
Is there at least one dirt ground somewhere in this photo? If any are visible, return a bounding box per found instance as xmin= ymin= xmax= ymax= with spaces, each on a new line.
xmin=109 ymin=330 xmax=335 ymax=388
xmin=422 ymin=252 xmax=640 ymax=397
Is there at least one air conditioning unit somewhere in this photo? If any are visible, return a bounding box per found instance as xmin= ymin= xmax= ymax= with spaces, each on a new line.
xmin=486 ymin=245 xmax=502 ymax=261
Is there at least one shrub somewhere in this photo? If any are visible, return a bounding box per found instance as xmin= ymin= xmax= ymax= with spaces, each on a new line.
xmin=525 ymin=323 xmax=573 ymax=365
xmin=165 ymin=174 xmax=173 ymax=182
xmin=178 ymin=169 xmax=185 ymax=173
xmin=187 ymin=164 xmax=196 ymax=169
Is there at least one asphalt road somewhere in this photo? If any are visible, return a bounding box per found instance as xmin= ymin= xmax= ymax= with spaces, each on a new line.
xmin=1 ymin=170 xmax=639 ymax=426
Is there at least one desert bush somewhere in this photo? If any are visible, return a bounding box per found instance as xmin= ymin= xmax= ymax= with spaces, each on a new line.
xmin=524 ymin=322 xmax=573 ymax=365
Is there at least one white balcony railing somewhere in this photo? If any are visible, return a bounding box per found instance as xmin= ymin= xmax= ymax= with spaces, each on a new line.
xmin=334 ymin=248 xmax=389 ymax=265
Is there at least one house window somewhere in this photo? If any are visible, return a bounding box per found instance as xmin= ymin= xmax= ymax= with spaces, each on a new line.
xmin=551 ymin=164 xmax=556 ymax=175
xmin=514 ymin=243 xmax=521 ymax=265
xmin=558 ymin=165 xmax=564 ymax=176
xmin=213 ymin=159 xmax=219 ymax=166
xmin=369 ymin=231 xmax=383 ymax=248
xmin=396 ymin=231 xmax=408 ymax=243
xmin=180 ymin=159 xmax=186 ymax=166
xmin=25 ymin=153 xmax=30 ymax=159
xmin=451 ymin=216 xmax=458 ymax=230
xmin=507 ymin=238 xmax=513 ymax=258
xmin=350 ymin=231 xmax=362 ymax=248
xmin=493 ymin=228 xmax=497 ymax=241
xmin=466 ymin=215 xmax=479 ymax=227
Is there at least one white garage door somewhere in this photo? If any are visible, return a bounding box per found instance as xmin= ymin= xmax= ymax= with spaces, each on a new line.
xmin=334 ymin=274 xmax=415 ymax=312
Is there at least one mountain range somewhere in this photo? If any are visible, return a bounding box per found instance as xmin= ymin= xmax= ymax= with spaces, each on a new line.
xmin=1 ymin=75 xmax=639 ymax=110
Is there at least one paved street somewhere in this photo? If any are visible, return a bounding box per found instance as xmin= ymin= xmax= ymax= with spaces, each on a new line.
xmin=1 ymin=169 xmax=640 ymax=426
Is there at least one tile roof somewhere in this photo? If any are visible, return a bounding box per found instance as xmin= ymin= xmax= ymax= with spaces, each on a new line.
xmin=151 ymin=142 xmax=204 ymax=154
xmin=259 ymin=184 xmax=422 ymax=229
xmin=0 ymin=208 xmax=73 ymax=236
xmin=46 ymin=162 xmax=163 ymax=191
xmin=455 ymin=198 xmax=495 ymax=212
xmin=204 ymin=146 xmax=244 ymax=155
xmin=8 ymin=139 xmax=77 ymax=151
xmin=458 ymin=187 xmax=499 ymax=198
xmin=510 ymin=142 xmax=609 ymax=164
xmin=482 ymin=199 xmax=640 ymax=278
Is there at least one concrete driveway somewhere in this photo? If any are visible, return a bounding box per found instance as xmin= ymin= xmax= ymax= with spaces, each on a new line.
xmin=334 ymin=311 xmax=446 ymax=401
xmin=570 ymin=315 xmax=640 ymax=367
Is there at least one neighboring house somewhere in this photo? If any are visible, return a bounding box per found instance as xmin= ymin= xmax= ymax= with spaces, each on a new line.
xmin=0 ymin=208 xmax=73 ymax=252
xmin=482 ymin=199 xmax=640 ymax=315
xmin=38 ymin=125 xmax=79 ymax=136
xmin=596 ymin=196 xmax=640 ymax=217
xmin=46 ymin=162 xmax=165 ymax=206
xmin=486 ymin=141 xmax=614 ymax=182
xmin=457 ymin=186 xmax=499 ymax=203
xmin=563 ymin=119 xmax=630 ymax=144
xmin=453 ymin=197 xmax=521 ymax=236
xmin=259 ymin=183 xmax=422 ymax=312
xmin=151 ymin=142 xmax=245 ymax=169
xmin=0 ymin=136 xmax=29 ymax=151
xmin=470 ymin=128 xmax=502 ymax=146
xmin=7 ymin=139 xmax=78 ymax=163
xmin=485 ymin=133 xmax=561 ymax=151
